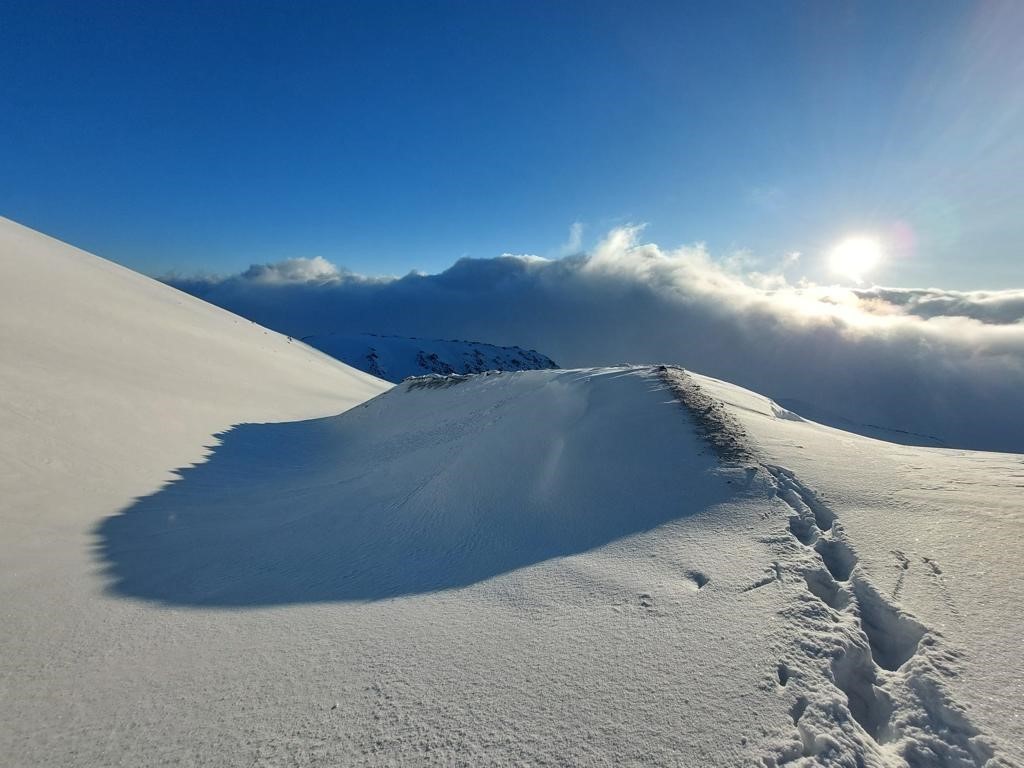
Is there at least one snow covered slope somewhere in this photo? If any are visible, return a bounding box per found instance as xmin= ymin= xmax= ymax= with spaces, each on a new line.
xmin=301 ymin=331 xmax=558 ymax=382
xmin=9 ymin=367 xmax=1017 ymax=764
xmin=2 ymin=218 xmax=1020 ymax=766
xmin=0 ymin=217 xmax=387 ymax=505
xmin=777 ymin=398 xmax=948 ymax=448
xmin=665 ymin=368 xmax=1022 ymax=766
xmin=0 ymin=217 xmax=389 ymax=761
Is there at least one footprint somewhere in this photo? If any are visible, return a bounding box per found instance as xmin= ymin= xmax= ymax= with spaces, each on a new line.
xmin=777 ymin=663 xmax=790 ymax=687
xmin=664 ymin=386 xmax=996 ymax=763
xmin=759 ymin=463 xmax=993 ymax=761
xmin=684 ymin=571 xmax=710 ymax=591
xmin=831 ymin=644 xmax=892 ymax=742
xmin=803 ymin=568 xmax=849 ymax=612
xmin=852 ymin=576 xmax=926 ymax=672
xmin=789 ymin=478 xmax=836 ymax=532
xmin=814 ymin=536 xmax=858 ymax=582
xmin=790 ymin=695 xmax=808 ymax=725
xmin=788 ymin=515 xmax=818 ymax=546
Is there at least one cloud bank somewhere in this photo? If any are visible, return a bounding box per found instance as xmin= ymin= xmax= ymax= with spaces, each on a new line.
xmin=850 ymin=287 xmax=1024 ymax=325
xmin=167 ymin=228 xmax=1024 ymax=452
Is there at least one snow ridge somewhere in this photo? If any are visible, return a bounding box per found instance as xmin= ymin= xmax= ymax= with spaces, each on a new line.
xmin=658 ymin=366 xmax=1005 ymax=767
xmin=657 ymin=365 xmax=756 ymax=465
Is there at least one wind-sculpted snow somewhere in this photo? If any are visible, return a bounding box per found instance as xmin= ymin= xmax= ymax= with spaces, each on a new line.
xmin=658 ymin=365 xmax=757 ymax=465
xmin=97 ymin=368 xmax=736 ymax=604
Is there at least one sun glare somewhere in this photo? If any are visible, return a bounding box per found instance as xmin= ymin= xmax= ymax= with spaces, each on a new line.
xmin=829 ymin=236 xmax=883 ymax=283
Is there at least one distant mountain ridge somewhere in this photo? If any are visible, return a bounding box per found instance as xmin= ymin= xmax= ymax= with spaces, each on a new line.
xmin=301 ymin=332 xmax=558 ymax=382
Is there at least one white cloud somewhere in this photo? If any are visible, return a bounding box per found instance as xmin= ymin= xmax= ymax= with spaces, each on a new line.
xmin=240 ymin=256 xmax=341 ymax=284
xmin=168 ymin=227 xmax=1024 ymax=452
xmin=851 ymin=286 xmax=1024 ymax=325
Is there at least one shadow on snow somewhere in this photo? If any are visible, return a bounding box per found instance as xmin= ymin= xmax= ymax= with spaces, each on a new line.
xmin=95 ymin=388 xmax=737 ymax=607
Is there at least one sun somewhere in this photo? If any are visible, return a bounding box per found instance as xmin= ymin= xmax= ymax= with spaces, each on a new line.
xmin=829 ymin=236 xmax=883 ymax=283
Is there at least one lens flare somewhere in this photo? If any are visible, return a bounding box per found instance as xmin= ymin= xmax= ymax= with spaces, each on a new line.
xmin=830 ymin=237 xmax=883 ymax=283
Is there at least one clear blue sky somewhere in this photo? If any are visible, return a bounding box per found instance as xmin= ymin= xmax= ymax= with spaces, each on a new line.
xmin=2 ymin=0 xmax=1021 ymax=288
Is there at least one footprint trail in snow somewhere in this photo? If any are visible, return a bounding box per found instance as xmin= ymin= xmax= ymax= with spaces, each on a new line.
xmin=659 ymin=366 xmax=1007 ymax=768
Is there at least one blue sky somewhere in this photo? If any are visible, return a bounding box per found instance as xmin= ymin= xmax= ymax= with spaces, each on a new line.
xmin=2 ymin=0 xmax=1021 ymax=288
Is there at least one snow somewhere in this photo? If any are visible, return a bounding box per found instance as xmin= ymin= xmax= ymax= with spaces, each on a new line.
xmin=688 ymin=370 xmax=1024 ymax=765
xmin=301 ymin=331 xmax=558 ymax=382
xmin=2 ymin=218 xmax=1021 ymax=766
xmin=0 ymin=217 xmax=388 ymax=758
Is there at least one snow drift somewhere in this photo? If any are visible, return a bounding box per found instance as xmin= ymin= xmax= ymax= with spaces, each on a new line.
xmin=96 ymin=368 xmax=732 ymax=605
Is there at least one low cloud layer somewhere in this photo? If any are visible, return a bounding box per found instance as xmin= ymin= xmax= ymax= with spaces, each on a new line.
xmin=168 ymin=228 xmax=1024 ymax=452
xmin=851 ymin=287 xmax=1024 ymax=325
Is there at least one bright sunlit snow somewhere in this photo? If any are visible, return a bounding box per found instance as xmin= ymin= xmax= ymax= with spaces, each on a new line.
xmin=1 ymin=220 xmax=1020 ymax=766
xmin=3 ymin=2 xmax=1023 ymax=764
